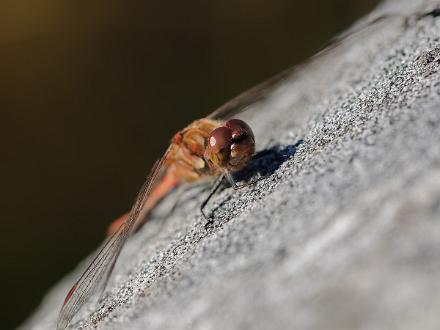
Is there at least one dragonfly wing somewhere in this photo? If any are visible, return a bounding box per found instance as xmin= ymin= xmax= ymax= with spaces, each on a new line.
xmin=207 ymin=67 xmax=293 ymax=121
xmin=57 ymin=148 xmax=170 ymax=330
xmin=208 ymin=14 xmax=403 ymax=121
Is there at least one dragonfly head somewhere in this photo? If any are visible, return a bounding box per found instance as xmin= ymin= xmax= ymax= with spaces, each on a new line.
xmin=204 ymin=119 xmax=255 ymax=172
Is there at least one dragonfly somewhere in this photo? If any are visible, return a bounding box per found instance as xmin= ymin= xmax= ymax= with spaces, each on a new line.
xmin=56 ymin=69 xmax=291 ymax=330
xmin=105 ymin=118 xmax=256 ymax=236
xmin=57 ymin=13 xmax=409 ymax=330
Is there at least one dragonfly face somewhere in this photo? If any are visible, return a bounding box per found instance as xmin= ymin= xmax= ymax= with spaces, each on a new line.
xmin=204 ymin=119 xmax=255 ymax=172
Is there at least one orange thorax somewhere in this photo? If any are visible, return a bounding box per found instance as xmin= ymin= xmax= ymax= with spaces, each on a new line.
xmin=166 ymin=118 xmax=223 ymax=182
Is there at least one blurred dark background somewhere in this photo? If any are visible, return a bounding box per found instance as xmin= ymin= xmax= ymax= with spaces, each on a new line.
xmin=1 ymin=1 xmax=379 ymax=329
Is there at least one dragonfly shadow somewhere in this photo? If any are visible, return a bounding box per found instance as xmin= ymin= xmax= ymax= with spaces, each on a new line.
xmin=233 ymin=139 xmax=304 ymax=183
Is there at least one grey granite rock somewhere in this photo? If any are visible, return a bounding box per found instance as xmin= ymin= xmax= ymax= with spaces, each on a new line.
xmin=20 ymin=0 xmax=440 ymax=329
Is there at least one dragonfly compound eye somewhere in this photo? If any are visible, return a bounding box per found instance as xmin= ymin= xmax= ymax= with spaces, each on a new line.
xmin=204 ymin=126 xmax=233 ymax=170
xmin=225 ymin=119 xmax=255 ymax=141
xmin=208 ymin=126 xmax=233 ymax=154
xmin=226 ymin=119 xmax=255 ymax=171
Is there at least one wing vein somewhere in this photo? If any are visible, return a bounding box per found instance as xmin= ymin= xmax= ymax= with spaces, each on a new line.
xmin=57 ymin=148 xmax=170 ymax=330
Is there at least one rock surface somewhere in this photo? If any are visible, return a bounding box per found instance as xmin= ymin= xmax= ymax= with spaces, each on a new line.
xmin=21 ymin=0 xmax=440 ymax=329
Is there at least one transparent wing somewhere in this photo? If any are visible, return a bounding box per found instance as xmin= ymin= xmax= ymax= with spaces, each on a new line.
xmin=207 ymin=66 xmax=293 ymax=120
xmin=57 ymin=147 xmax=170 ymax=330
xmin=208 ymin=14 xmax=404 ymax=121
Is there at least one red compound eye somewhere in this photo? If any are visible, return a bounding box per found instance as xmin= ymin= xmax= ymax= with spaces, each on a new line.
xmin=225 ymin=119 xmax=255 ymax=141
xmin=208 ymin=126 xmax=233 ymax=154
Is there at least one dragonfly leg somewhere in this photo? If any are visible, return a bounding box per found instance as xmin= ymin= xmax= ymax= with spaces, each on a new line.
xmin=233 ymin=176 xmax=263 ymax=190
xmin=251 ymin=148 xmax=280 ymax=161
xmin=200 ymin=174 xmax=225 ymax=222
xmin=202 ymin=149 xmax=281 ymax=225
xmin=224 ymin=171 xmax=239 ymax=189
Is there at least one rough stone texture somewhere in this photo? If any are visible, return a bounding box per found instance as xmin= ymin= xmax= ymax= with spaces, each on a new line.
xmin=21 ymin=0 xmax=440 ymax=329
